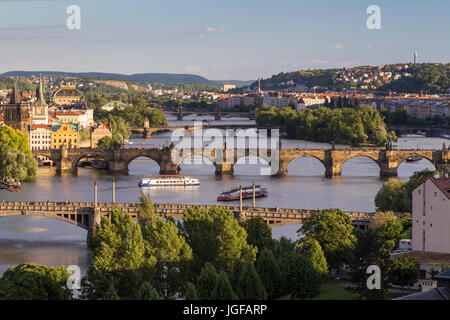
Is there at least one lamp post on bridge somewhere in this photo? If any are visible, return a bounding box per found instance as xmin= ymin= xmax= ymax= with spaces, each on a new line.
xmin=112 ymin=177 xmax=116 ymax=203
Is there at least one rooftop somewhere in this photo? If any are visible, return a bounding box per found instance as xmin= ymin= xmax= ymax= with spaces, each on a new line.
xmin=430 ymin=177 xmax=450 ymax=199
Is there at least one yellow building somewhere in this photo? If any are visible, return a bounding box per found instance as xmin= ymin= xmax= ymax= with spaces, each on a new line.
xmin=51 ymin=122 xmax=79 ymax=149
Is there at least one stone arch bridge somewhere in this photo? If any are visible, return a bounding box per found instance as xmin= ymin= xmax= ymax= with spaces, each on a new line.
xmin=32 ymin=145 xmax=450 ymax=177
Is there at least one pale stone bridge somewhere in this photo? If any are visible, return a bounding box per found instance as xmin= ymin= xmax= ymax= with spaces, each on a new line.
xmin=0 ymin=200 xmax=375 ymax=239
xmin=32 ymin=144 xmax=450 ymax=177
xmin=130 ymin=123 xmax=261 ymax=138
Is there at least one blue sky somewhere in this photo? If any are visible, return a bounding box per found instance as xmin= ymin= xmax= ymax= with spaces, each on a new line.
xmin=0 ymin=0 xmax=449 ymax=80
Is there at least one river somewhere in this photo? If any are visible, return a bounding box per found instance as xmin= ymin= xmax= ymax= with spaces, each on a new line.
xmin=0 ymin=115 xmax=448 ymax=277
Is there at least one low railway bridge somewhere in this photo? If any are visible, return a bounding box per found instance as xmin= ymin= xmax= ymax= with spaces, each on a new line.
xmin=0 ymin=200 xmax=376 ymax=239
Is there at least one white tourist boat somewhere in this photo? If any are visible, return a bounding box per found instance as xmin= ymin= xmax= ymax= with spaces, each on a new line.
xmin=138 ymin=175 xmax=200 ymax=187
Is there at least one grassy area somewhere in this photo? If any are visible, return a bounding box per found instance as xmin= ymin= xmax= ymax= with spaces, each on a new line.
xmin=310 ymin=280 xmax=358 ymax=300
xmin=275 ymin=280 xmax=409 ymax=300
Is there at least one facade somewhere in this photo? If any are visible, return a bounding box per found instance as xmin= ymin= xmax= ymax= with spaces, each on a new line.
xmin=51 ymin=122 xmax=79 ymax=149
xmin=53 ymin=85 xmax=82 ymax=105
xmin=50 ymin=109 xmax=93 ymax=128
xmin=412 ymin=177 xmax=450 ymax=254
xmin=29 ymin=124 xmax=52 ymax=150
xmin=90 ymin=123 xmax=112 ymax=148
xmin=222 ymin=84 xmax=236 ymax=92
xmin=3 ymin=80 xmax=31 ymax=134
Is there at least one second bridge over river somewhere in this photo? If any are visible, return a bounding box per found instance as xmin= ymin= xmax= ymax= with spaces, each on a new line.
xmin=32 ymin=144 xmax=450 ymax=177
xmin=0 ymin=200 xmax=376 ymax=238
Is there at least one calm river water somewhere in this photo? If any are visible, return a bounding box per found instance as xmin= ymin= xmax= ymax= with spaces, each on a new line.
xmin=0 ymin=116 xmax=448 ymax=277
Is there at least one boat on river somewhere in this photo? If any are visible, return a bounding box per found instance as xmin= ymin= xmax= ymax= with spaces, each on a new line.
xmin=0 ymin=176 xmax=21 ymax=192
xmin=406 ymin=157 xmax=423 ymax=162
xmin=138 ymin=175 xmax=200 ymax=187
xmin=217 ymin=185 xmax=268 ymax=201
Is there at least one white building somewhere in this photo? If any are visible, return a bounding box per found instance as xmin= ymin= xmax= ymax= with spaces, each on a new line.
xmin=29 ymin=124 xmax=52 ymax=151
xmin=412 ymin=177 xmax=450 ymax=254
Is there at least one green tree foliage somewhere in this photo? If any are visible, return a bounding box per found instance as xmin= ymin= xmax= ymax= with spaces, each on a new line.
xmin=107 ymin=115 xmax=131 ymax=145
xmin=286 ymin=253 xmax=321 ymax=300
xmin=211 ymin=271 xmax=238 ymax=300
xmin=0 ymin=263 xmax=72 ymax=300
xmin=256 ymin=248 xmax=282 ymax=299
xmin=346 ymin=231 xmax=391 ymax=300
xmin=0 ymin=125 xmax=37 ymax=181
xmin=299 ymin=209 xmax=357 ymax=269
xmin=105 ymin=282 xmax=120 ymax=300
xmin=270 ymin=237 xmax=297 ymax=295
xmin=374 ymin=179 xmax=408 ymax=212
xmin=79 ymin=128 xmax=91 ymax=142
xmin=138 ymin=282 xmax=162 ymax=300
xmin=256 ymin=105 xmax=396 ymax=146
xmin=242 ymin=216 xmax=273 ymax=254
xmin=196 ymin=263 xmax=219 ymax=300
xmin=388 ymin=254 xmax=420 ymax=292
xmin=234 ymin=261 xmax=266 ymax=300
xmin=184 ymin=282 xmax=198 ymax=300
xmin=137 ymin=192 xmax=193 ymax=299
xmin=376 ymin=219 xmax=404 ymax=250
xmin=296 ymin=238 xmax=329 ymax=281
xmin=179 ymin=206 xmax=257 ymax=273
xmin=89 ymin=208 xmax=145 ymax=272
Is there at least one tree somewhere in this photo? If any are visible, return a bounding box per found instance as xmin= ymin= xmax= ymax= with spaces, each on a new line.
xmin=286 ymin=254 xmax=321 ymax=300
xmin=388 ymin=254 xmax=420 ymax=293
xmin=79 ymin=128 xmax=91 ymax=142
xmin=346 ymin=230 xmax=390 ymax=300
xmin=0 ymin=125 xmax=37 ymax=181
xmin=403 ymin=169 xmax=441 ymax=210
xmin=105 ymin=282 xmax=120 ymax=300
xmin=369 ymin=211 xmax=398 ymax=231
xmin=299 ymin=209 xmax=356 ymax=270
xmin=0 ymin=263 xmax=72 ymax=300
xmin=81 ymin=209 xmax=146 ymax=300
xmin=374 ymin=179 xmax=408 ymax=212
xmin=179 ymin=206 xmax=257 ymax=273
xmin=270 ymin=237 xmax=297 ymax=295
xmin=196 ymin=263 xmax=219 ymax=300
xmin=256 ymin=248 xmax=282 ymax=299
xmin=376 ymin=219 xmax=403 ymax=250
xmin=235 ymin=261 xmax=266 ymax=300
xmin=137 ymin=192 xmax=193 ymax=299
xmin=138 ymin=282 xmax=162 ymax=300
xmin=184 ymin=282 xmax=198 ymax=300
xmin=296 ymin=238 xmax=329 ymax=282
xmin=242 ymin=216 xmax=273 ymax=254
xmin=211 ymin=271 xmax=238 ymax=300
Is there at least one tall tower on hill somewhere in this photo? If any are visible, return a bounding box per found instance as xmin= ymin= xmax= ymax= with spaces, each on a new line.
xmin=3 ymin=78 xmax=31 ymax=133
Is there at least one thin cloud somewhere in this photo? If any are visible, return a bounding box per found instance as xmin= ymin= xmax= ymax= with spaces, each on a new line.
xmin=331 ymin=43 xmax=343 ymax=49
xmin=206 ymin=27 xmax=225 ymax=33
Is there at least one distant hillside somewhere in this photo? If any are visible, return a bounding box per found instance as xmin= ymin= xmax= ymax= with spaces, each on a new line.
xmin=253 ymin=63 xmax=450 ymax=94
xmin=0 ymin=71 xmax=212 ymax=85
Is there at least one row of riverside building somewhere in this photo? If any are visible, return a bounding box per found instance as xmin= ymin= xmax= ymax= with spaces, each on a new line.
xmin=0 ymin=77 xmax=112 ymax=150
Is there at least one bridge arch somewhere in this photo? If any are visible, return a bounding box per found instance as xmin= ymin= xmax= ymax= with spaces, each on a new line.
xmin=396 ymin=157 xmax=437 ymax=177
xmin=284 ymin=155 xmax=327 ymax=176
xmin=0 ymin=212 xmax=90 ymax=231
xmin=233 ymin=155 xmax=272 ymax=176
xmin=72 ymin=152 xmax=112 ymax=171
xmin=125 ymin=154 xmax=162 ymax=174
xmin=340 ymin=155 xmax=381 ymax=177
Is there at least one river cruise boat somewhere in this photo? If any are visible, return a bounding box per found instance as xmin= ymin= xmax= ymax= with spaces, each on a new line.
xmin=217 ymin=185 xmax=268 ymax=201
xmin=138 ymin=175 xmax=200 ymax=187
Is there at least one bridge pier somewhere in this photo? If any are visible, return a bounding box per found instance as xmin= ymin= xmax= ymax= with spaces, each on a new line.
xmin=109 ymin=160 xmax=128 ymax=173
xmin=177 ymin=113 xmax=183 ymax=121
xmin=143 ymin=128 xmax=151 ymax=139
xmin=87 ymin=207 xmax=102 ymax=240
xmin=214 ymin=162 xmax=234 ymax=176
xmin=159 ymin=160 xmax=180 ymax=175
xmin=214 ymin=114 xmax=222 ymax=121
